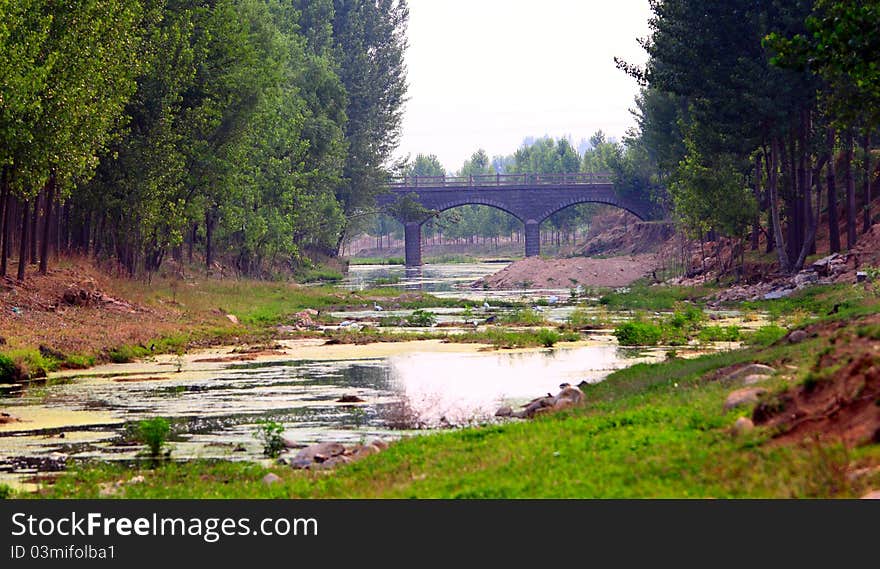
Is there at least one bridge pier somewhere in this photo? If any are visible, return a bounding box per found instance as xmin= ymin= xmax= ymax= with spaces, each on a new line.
xmin=404 ymin=222 xmax=422 ymax=266
xmin=524 ymin=220 xmax=540 ymax=257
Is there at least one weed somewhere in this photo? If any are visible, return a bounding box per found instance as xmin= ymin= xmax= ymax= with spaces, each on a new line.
xmin=254 ymin=420 xmax=286 ymax=458
xmin=0 ymin=484 xmax=11 ymax=499
xmin=137 ymin=417 xmax=171 ymax=458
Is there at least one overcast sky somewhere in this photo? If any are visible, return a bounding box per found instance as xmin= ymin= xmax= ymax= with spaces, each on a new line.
xmin=394 ymin=0 xmax=653 ymax=172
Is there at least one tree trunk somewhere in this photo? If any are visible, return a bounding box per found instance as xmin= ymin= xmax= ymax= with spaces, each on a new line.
xmin=39 ymin=173 xmax=56 ymax=275
xmin=844 ymin=131 xmax=857 ymax=249
xmin=0 ymin=168 xmax=7 ymax=271
xmin=864 ymin=132 xmax=872 ymax=233
xmin=205 ymin=208 xmax=215 ymax=273
xmin=827 ymin=128 xmax=840 ymax=253
xmin=17 ymin=200 xmax=29 ymax=281
xmin=30 ymin=189 xmax=40 ymax=265
xmin=769 ymin=139 xmax=791 ymax=273
xmin=751 ymin=154 xmax=761 ymax=251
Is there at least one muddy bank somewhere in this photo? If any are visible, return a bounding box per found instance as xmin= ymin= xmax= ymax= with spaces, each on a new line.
xmin=471 ymin=255 xmax=659 ymax=290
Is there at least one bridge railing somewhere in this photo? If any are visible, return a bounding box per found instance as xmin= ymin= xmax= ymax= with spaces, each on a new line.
xmin=387 ymin=172 xmax=613 ymax=188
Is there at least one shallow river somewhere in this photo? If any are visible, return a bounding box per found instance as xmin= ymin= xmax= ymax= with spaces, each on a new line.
xmin=0 ymin=262 xmax=741 ymax=489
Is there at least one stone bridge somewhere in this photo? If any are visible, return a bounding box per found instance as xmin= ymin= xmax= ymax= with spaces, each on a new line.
xmin=376 ymin=172 xmax=659 ymax=266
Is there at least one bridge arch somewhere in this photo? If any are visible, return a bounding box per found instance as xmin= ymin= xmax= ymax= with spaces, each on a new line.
xmin=428 ymin=198 xmax=525 ymax=225
xmin=536 ymin=195 xmax=649 ymax=224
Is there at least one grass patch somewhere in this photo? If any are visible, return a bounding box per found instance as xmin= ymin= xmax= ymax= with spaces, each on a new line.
xmin=698 ymin=326 xmax=742 ymax=343
xmin=746 ymin=325 xmax=788 ymax=347
xmin=598 ymin=282 xmax=713 ymax=311
xmin=448 ymin=328 xmax=579 ymax=349
xmin=499 ymin=308 xmax=547 ymax=326
xmin=295 ymin=267 xmax=343 ymax=284
xmin=348 ymin=257 xmax=404 ymax=265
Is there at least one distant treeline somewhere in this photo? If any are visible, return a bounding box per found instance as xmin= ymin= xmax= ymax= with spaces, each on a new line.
xmin=0 ymin=0 xmax=407 ymax=279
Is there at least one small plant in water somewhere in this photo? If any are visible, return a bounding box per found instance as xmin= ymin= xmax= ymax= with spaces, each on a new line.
xmin=137 ymin=417 xmax=171 ymax=458
xmin=254 ymin=420 xmax=286 ymax=458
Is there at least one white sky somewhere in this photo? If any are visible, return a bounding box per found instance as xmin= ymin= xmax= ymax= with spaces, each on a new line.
xmin=394 ymin=0 xmax=653 ymax=173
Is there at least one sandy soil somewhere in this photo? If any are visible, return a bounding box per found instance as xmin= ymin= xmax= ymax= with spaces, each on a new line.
xmin=471 ymin=254 xmax=660 ymax=290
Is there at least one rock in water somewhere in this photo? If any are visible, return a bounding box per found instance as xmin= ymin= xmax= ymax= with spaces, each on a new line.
xmin=336 ymin=395 xmax=365 ymax=403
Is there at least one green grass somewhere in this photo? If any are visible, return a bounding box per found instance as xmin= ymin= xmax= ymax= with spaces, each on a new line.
xmin=499 ymin=308 xmax=548 ymax=326
xmin=746 ymin=325 xmax=788 ymax=347
xmin=447 ymin=328 xmax=580 ymax=349
xmin=598 ymin=282 xmax=713 ymax=311
xmin=295 ymin=267 xmax=343 ymax=284
xmin=348 ymin=257 xmax=405 ymax=265
xmin=738 ymin=283 xmax=872 ymax=323
xmin=698 ymin=326 xmax=742 ymax=343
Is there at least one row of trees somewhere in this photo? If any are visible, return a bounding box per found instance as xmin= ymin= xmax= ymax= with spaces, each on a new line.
xmin=366 ymin=133 xmax=631 ymax=246
xmin=0 ymin=0 xmax=408 ymax=279
xmin=616 ymin=0 xmax=878 ymax=274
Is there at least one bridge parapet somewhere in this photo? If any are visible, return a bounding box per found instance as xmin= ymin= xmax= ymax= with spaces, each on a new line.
xmin=387 ymin=172 xmax=613 ymax=189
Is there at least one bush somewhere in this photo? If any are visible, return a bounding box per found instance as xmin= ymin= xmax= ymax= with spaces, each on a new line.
xmin=406 ymin=309 xmax=437 ymax=327
xmin=746 ymin=325 xmax=788 ymax=347
xmin=0 ymin=354 xmax=16 ymax=382
xmin=613 ymin=322 xmax=663 ymax=346
xmin=536 ymin=328 xmax=561 ymax=347
xmin=109 ymin=345 xmax=149 ymax=364
xmin=137 ymin=417 xmax=171 ymax=457
xmin=698 ymin=326 xmax=742 ymax=342
xmin=254 ymin=420 xmax=286 ymax=458
xmin=0 ymin=483 xmax=11 ymax=499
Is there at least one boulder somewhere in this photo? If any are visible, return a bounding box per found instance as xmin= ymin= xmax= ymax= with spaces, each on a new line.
xmin=555 ymin=386 xmax=585 ymax=406
xmin=495 ymin=406 xmax=513 ymax=417
xmin=787 ymin=330 xmax=808 ymax=344
xmin=370 ymin=439 xmax=388 ymax=450
xmin=741 ymin=375 xmax=769 ymax=386
xmin=293 ymin=442 xmax=346 ymax=463
xmin=793 ymin=271 xmax=819 ymax=289
xmin=225 ymin=314 xmax=239 ymax=324
xmin=763 ymin=288 xmax=794 ymax=300
xmin=717 ymin=364 xmax=775 ymax=384
xmin=731 ymin=417 xmax=755 ymax=435
xmin=723 ymin=388 xmax=768 ymax=411
xmin=262 ymin=473 xmax=282 ymax=485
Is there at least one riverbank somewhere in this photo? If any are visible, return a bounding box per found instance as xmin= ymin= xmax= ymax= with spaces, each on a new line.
xmin=7 ymin=277 xmax=879 ymax=498
xmin=29 ymin=305 xmax=880 ymax=498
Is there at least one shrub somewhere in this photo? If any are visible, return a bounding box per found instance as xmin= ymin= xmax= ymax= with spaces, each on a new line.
xmin=137 ymin=417 xmax=171 ymax=457
xmin=613 ymin=322 xmax=663 ymax=346
xmin=0 ymin=354 xmax=16 ymax=382
xmin=0 ymin=483 xmax=11 ymax=499
xmin=746 ymin=325 xmax=788 ymax=347
xmin=254 ymin=420 xmax=286 ymax=458
xmin=406 ymin=309 xmax=437 ymax=327
xmin=536 ymin=329 xmax=561 ymax=347
xmin=698 ymin=326 xmax=742 ymax=342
